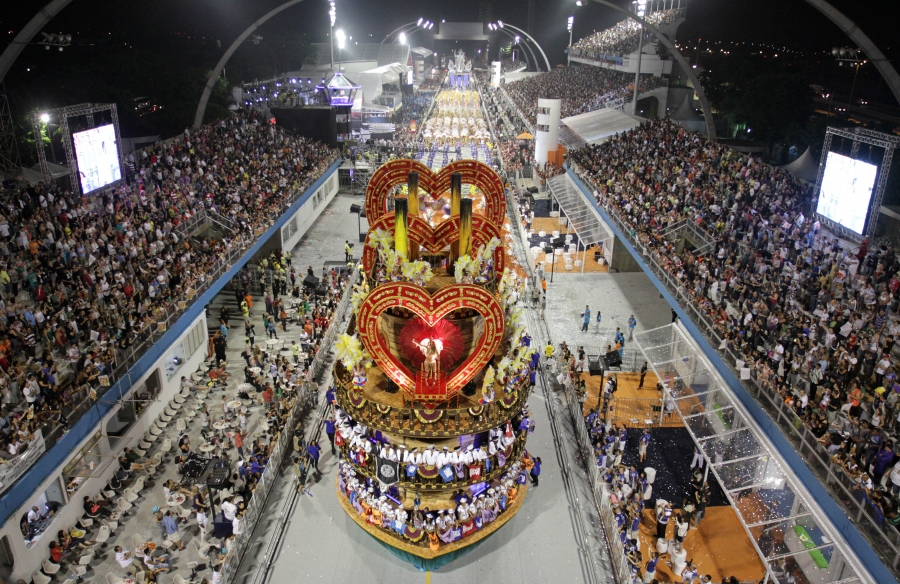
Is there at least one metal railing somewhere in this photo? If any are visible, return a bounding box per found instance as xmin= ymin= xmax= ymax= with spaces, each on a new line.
xmin=0 ymin=156 xmax=340 ymax=506
xmin=222 ymin=266 xmax=358 ymax=584
xmin=566 ymin=161 xmax=900 ymax=576
xmin=497 ymin=143 xmax=613 ymax=583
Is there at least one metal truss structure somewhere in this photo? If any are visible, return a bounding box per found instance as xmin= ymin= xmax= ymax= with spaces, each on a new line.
xmin=0 ymin=86 xmax=21 ymax=178
xmin=32 ymin=102 xmax=123 ymax=195
xmin=814 ymin=126 xmax=899 ymax=240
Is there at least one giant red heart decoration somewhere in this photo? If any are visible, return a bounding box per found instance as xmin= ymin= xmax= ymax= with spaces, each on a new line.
xmin=356 ymin=282 xmax=504 ymax=398
xmin=365 ymin=159 xmax=506 ymax=227
xmin=361 ymin=212 xmax=505 ymax=278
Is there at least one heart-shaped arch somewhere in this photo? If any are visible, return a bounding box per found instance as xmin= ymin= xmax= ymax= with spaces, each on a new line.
xmin=361 ymin=213 xmax=505 ymax=278
xmin=365 ymin=159 xmax=506 ymax=227
xmin=356 ymin=282 xmax=504 ymax=398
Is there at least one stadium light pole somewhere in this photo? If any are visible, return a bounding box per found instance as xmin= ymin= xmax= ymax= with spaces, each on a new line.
xmin=567 ymin=15 xmax=574 ymax=65
xmin=381 ymin=20 xmax=432 ymax=44
xmin=631 ymin=0 xmax=647 ymax=115
xmin=336 ymin=29 xmax=346 ymax=70
xmin=497 ymin=22 xmax=551 ymax=72
xmin=329 ymin=0 xmax=336 ymax=71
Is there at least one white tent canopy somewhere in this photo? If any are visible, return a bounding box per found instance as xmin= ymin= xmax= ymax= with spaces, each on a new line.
xmin=780 ymin=147 xmax=820 ymax=184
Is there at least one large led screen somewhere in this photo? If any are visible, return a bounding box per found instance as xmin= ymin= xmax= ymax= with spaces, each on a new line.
xmin=816 ymin=151 xmax=878 ymax=235
xmin=72 ymin=124 xmax=122 ymax=193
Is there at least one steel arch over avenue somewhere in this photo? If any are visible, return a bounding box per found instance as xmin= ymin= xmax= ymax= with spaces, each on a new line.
xmin=588 ymin=0 xmax=716 ymax=140
xmin=193 ymin=0 xmax=305 ymax=128
xmin=2 ymin=0 xmax=900 ymax=140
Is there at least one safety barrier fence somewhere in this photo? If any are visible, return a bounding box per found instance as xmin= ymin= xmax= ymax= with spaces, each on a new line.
xmin=499 ymin=154 xmax=617 ymax=583
xmin=15 ymin=156 xmax=341 ymax=484
xmin=567 ymin=161 xmax=900 ymax=576
xmin=221 ymin=266 xmax=358 ymax=584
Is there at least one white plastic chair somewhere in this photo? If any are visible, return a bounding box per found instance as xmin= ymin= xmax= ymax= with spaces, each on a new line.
xmin=131 ymin=476 xmax=145 ymax=494
xmin=95 ymin=525 xmax=111 ymax=546
xmin=175 ymin=418 xmax=186 ymax=433
xmin=123 ymin=488 xmax=139 ymax=503
xmin=41 ymin=560 xmax=61 ymax=577
xmin=32 ymin=570 xmax=52 ymax=584
xmin=116 ymin=497 xmax=133 ymax=514
xmin=106 ymin=574 xmax=125 ymax=584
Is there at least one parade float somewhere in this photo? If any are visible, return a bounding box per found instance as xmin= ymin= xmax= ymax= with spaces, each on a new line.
xmin=332 ymin=159 xmax=536 ymax=569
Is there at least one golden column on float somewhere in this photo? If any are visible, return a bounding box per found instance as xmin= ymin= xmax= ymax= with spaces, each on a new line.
xmin=394 ymin=197 xmax=408 ymax=259
xmin=407 ymin=172 xmax=420 ymax=261
xmin=459 ymin=197 xmax=473 ymax=258
xmin=448 ymin=172 xmax=462 ymax=270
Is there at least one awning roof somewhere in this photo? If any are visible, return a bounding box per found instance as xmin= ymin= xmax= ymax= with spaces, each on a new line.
xmin=560 ymin=107 xmax=642 ymax=146
xmin=546 ymin=174 xmax=614 ymax=249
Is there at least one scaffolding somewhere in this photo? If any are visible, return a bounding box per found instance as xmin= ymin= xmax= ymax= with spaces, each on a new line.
xmin=31 ymin=102 xmax=124 ymax=195
xmin=814 ymin=126 xmax=899 ymax=240
xmin=634 ymin=323 xmax=869 ymax=584
xmin=0 ymin=86 xmax=20 ymax=178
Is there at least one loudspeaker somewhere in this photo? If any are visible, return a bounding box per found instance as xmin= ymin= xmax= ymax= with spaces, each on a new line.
xmin=207 ymin=467 xmax=230 ymax=489
xmin=605 ymin=351 xmax=622 ymax=368
xmin=303 ymin=275 xmax=319 ymax=289
xmin=315 ymin=284 xmax=327 ymax=297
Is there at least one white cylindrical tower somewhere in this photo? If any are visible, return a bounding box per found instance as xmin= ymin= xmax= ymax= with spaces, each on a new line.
xmin=534 ymin=98 xmax=561 ymax=166
xmin=491 ymin=61 xmax=502 ymax=86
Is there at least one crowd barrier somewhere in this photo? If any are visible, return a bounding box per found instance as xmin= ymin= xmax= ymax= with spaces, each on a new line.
xmin=567 ymin=161 xmax=900 ymax=574
xmin=221 ymin=266 xmax=359 ymax=584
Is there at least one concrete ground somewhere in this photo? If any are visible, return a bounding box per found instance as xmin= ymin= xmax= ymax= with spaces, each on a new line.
xmin=234 ymin=190 xmax=595 ymax=584
xmin=541 ymin=272 xmax=672 ymax=355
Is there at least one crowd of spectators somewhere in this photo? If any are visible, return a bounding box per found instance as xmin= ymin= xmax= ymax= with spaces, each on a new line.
xmin=500 ymin=57 xmax=527 ymax=74
xmin=568 ymin=117 xmax=900 ymax=526
xmin=417 ymin=77 xmax=444 ymax=91
xmin=504 ymin=65 xmax=648 ymax=124
xmin=0 ymin=109 xmax=337 ymax=463
xmin=569 ymin=9 xmax=680 ymax=59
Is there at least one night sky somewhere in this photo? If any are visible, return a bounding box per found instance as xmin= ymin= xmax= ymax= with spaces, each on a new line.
xmin=1 ymin=0 xmax=894 ymax=66
xmin=1 ymin=0 xmax=898 ymax=126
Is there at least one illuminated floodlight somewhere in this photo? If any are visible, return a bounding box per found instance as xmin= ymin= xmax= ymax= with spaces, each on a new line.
xmin=417 ymin=17 xmax=423 ymax=25
xmin=636 ymin=0 xmax=647 ymax=17
xmin=567 ymin=15 xmax=574 ymax=31
xmin=40 ymin=113 xmax=50 ymax=123
xmin=329 ymin=1 xmax=336 ymax=26
xmin=336 ymin=28 xmax=346 ymax=49
xmin=399 ymin=32 xmax=406 ymax=44
xmin=514 ymin=35 xmax=520 ymax=43
xmin=576 ymin=0 xmax=583 ymax=5
xmin=497 ymin=20 xmax=504 ymax=28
